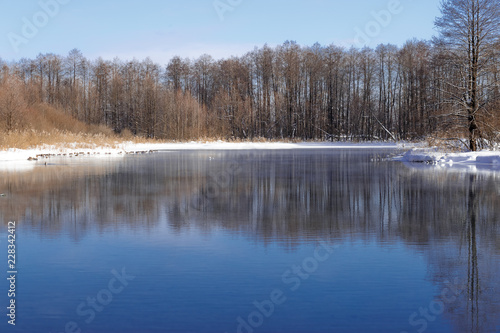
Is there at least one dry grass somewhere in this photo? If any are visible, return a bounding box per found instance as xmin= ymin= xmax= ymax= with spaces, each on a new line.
xmin=0 ymin=130 xmax=313 ymax=151
xmin=1 ymin=130 xmax=115 ymax=150
xmin=0 ymin=130 xmax=163 ymax=150
xmin=0 ymin=104 xmax=160 ymax=150
xmin=425 ymin=136 xmax=468 ymax=152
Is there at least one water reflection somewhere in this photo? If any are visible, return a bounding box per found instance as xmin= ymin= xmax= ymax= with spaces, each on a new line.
xmin=423 ymin=172 xmax=500 ymax=333
xmin=0 ymin=150 xmax=499 ymax=332
xmin=467 ymin=174 xmax=480 ymax=333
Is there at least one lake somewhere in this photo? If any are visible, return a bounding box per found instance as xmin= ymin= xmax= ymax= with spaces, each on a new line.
xmin=1 ymin=149 xmax=499 ymax=333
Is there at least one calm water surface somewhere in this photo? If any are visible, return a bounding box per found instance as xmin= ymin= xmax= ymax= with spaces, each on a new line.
xmin=1 ymin=149 xmax=499 ymax=333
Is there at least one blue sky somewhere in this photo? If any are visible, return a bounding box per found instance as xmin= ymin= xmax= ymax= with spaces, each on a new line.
xmin=0 ymin=0 xmax=441 ymax=64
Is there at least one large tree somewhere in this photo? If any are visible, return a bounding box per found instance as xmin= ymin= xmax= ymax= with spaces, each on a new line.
xmin=435 ymin=0 xmax=500 ymax=151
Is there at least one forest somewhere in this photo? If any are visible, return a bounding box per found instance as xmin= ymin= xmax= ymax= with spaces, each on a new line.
xmin=0 ymin=39 xmax=499 ymax=146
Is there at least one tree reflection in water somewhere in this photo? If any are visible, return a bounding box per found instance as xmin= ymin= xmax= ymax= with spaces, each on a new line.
xmin=0 ymin=150 xmax=499 ymax=331
xmin=467 ymin=173 xmax=480 ymax=333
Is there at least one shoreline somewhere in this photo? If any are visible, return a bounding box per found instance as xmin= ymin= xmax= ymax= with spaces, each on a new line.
xmin=0 ymin=140 xmax=404 ymax=162
xmin=1 ymin=141 xmax=499 ymax=173
xmin=0 ymin=141 xmax=406 ymax=173
xmin=396 ymin=147 xmax=500 ymax=174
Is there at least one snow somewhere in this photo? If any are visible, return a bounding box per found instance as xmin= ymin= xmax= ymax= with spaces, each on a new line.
xmin=0 ymin=146 xmax=126 ymax=173
xmin=0 ymin=141 xmax=403 ymax=173
xmin=398 ymin=148 xmax=500 ymax=172
xmin=121 ymin=141 xmax=401 ymax=151
xmin=2 ymin=141 xmax=498 ymax=173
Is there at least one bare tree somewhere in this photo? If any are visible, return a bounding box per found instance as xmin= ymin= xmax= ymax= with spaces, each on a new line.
xmin=64 ymin=49 xmax=84 ymax=118
xmin=2 ymin=36 xmax=497 ymax=143
xmin=0 ymin=74 xmax=27 ymax=131
xmin=435 ymin=0 xmax=500 ymax=150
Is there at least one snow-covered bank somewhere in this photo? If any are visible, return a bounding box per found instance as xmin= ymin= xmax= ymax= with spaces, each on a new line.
xmin=0 ymin=141 xmax=406 ymax=173
xmin=121 ymin=141 xmax=403 ymax=151
xmin=4 ymin=140 xmax=498 ymax=170
xmin=3 ymin=141 xmax=499 ymax=174
xmin=398 ymin=148 xmax=500 ymax=170
xmin=0 ymin=146 xmax=127 ymax=173
xmin=0 ymin=141 xmax=403 ymax=162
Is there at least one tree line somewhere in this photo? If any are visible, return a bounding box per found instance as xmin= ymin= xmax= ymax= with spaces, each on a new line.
xmin=1 ymin=2 xmax=499 ymax=146
xmin=0 ymin=40 xmax=498 ymax=144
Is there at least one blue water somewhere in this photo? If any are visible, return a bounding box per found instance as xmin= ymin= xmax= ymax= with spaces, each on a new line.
xmin=1 ymin=150 xmax=499 ymax=333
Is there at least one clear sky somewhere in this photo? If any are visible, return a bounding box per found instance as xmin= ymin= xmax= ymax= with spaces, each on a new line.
xmin=0 ymin=0 xmax=442 ymax=64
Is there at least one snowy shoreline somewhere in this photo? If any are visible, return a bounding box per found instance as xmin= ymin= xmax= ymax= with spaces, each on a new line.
xmin=398 ymin=147 xmax=500 ymax=165
xmin=1 ymin=141 xmax=499 ymax=173
xmin=0 ymin=141 xmax=406 ymax=173
xmin=396 ymin=148 xmax=500 ymax=175
xmin=0 ymin=141 xmax=402 ymax=163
